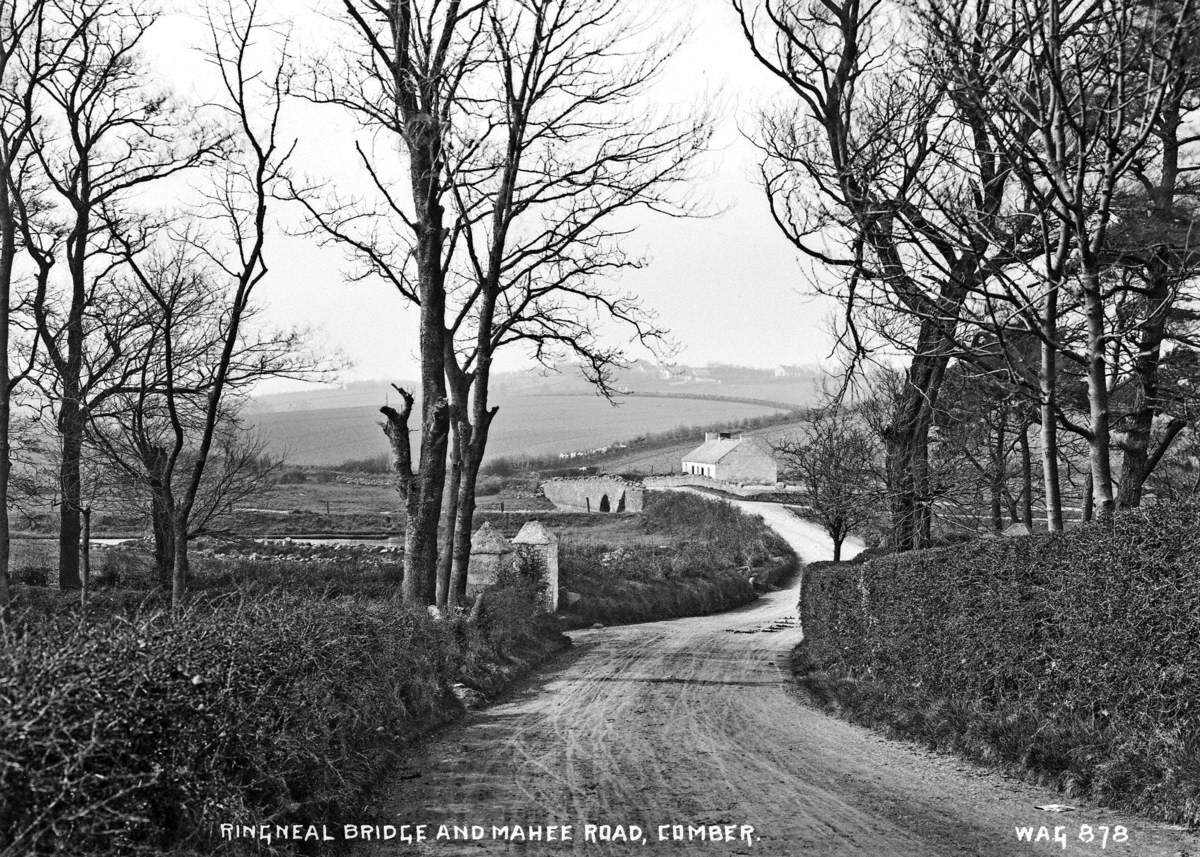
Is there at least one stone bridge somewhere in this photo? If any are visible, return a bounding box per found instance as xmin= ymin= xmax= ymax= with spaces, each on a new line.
xmin=541 ymin=477 xmax=645 ymax=513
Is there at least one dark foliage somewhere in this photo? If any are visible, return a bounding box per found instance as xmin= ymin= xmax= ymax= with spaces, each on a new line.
xmin=798 ymin=501 xmax=1200 ymax=825
xmin=0 ymin=592 xmax=566 ymax=856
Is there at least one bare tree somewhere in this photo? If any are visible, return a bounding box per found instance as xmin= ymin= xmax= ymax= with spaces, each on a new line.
xmin=300 ymin=0 xmax=707 ymax=607
xmin=434 ymin=0 xmax=707 ymax=607
xmin=128 ymin=0 xmax=295 ymax=607
xmin=0 ymin=0 xmax=52 ymax=602
xmin=775 ymin=407 xmax=878 ymax=560
xmin=24 ymin=0 xmax=224 ymax=590
xmin=301 ymin=0 xmax=488 ymax=605
xmin=952 ymin=0 xmax=1196 ymax=520
xmin=88 ymin=238 xmax=301 ymax=587
xmin=735 ymin=0 xmax=1027 ymax=549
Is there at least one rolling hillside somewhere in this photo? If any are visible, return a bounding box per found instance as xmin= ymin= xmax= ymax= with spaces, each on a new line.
xmin=246 ymin=362 xmax=824 ymax=467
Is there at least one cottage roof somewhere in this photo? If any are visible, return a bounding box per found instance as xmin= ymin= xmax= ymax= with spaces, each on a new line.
xmin=682 ymin=435 xmax=770 ymax=465
xmin=513 ymin=520 xmax=557 ymax=545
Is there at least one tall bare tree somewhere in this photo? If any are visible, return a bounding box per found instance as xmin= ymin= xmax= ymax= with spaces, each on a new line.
xmin=735 ymin=0 xmax=1025 ymax=549
xmin=24 ymin=0 xmax=223 ymax=589
xmin=0 ymin=0 xmax=52 ymax=602
xmin=436 ymin=0 xmax=706 ymax=606
xmin=88 ymin=237 xmax=301 ymax=587
xmin=303 ymin=0 xmax=488 ymax=605
xmin=301 ymin=0 xmax=706 ymax=606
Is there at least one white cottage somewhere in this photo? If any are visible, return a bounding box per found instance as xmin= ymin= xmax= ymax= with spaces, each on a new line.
xmin=681 ymin=431 xmax=778 ymax=485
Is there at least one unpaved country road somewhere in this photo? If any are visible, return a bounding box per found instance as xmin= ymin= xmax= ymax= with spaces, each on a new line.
xmin=359 ymin=500 xmax=1200 ymax=856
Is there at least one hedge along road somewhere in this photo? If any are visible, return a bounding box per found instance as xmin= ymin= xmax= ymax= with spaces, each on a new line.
xmin=359 ymin=497 xmax=1200 ymax=856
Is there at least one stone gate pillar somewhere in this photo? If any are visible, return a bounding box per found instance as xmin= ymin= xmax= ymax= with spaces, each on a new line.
xmin=512 ymin=520 xmax=559 ymax=613
xmin=467 ymin=522 xmax=513 ymax=599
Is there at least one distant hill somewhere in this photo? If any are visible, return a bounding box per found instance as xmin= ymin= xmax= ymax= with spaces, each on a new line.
xmin=245 ymin=362 xmax=826 ymax=466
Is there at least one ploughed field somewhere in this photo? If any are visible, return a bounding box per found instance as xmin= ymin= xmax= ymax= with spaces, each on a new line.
xmin=247 ymin=394 xmax=788 ymax=466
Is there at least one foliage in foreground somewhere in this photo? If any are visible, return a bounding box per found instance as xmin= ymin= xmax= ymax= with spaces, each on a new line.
xmin=559 ymin=492 xmax=796 ymax=625
xmin=798 ymin=501 xmax=1200 ymax=826
xmin=0 ymin=592 xmax=566 ymax=856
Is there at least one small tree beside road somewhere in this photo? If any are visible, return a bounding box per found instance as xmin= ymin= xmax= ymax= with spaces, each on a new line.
xmin=775 ymin=408 xmax=878 ymax=561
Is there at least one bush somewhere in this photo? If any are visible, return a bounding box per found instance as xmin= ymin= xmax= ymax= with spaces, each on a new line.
xmin=0 ymin=594 xmax=567 ymax=856
xmin=16 ymin=565 xmax=49 ymax=587
xmin=559 ymin=492 xmax=796 ymax=626
xmin=798 ymin=500 xmax=1200 ymax=826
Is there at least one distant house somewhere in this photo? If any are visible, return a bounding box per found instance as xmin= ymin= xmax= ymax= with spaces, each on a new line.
xmin=681 ymin=432 xmax=778 ymax=484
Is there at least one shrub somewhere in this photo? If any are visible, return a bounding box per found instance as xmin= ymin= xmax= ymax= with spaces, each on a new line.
xmin=16 ymin=565 xmax=49 ymax=587
xmin=559 ymin=492 xmax=796 ymax=625
xmin=0 ymin=593 xmax=566 ymax=856
xmin=798 ymin=500 xmax=1200 ymax=826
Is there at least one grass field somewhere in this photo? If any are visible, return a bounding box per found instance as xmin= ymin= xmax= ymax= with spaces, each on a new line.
xmin=249 ymin=394 xmax=788 ymax=466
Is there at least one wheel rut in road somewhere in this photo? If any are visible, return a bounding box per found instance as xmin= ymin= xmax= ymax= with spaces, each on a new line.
xmin=358 ymin=500 xmax=1200 ymax=856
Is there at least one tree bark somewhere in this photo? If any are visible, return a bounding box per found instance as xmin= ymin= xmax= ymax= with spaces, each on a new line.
xmin=150 ymin=486 xmax=176 ymax=589
xmin=171 ymin=516 xmax=189 ymax=608
xmin=1117 ymin=263 xmax=1172 ymax=508
xmin=1018 ymin=420 xmax=1034 ymax=528
xmin=990 ymin=410 xmax=1007 ymax=533
xmin=57 ymin=399 xmax=84 ymax=589
xmin=0 ymin=176 xmax=13 ymax=605
xmin=884 ymin=350 xmax=948 ymax=551
xmin=1081 ymin=264 xmax=1116 ymax=522
xmin=436 ymin=418 xmax=463 ymax=610
xmin=1039 ymin=286 xmax=1064 ymax=532
xmin=79 ymin=507 xmax=91 ymax=606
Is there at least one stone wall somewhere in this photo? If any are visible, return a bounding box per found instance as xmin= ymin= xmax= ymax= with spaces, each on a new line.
xmin=643 ymin=475 xmax=791 ymax=497
xmin=541 ymin=477 xmax=645 ymax=513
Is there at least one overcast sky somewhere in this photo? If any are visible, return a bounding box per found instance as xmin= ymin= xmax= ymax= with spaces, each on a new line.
xmin=150 ymin=0 xmax=840 ymax=389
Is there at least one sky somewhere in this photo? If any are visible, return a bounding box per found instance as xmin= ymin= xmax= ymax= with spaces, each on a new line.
xmin=147 ymin=0 xmax=840 ymax=390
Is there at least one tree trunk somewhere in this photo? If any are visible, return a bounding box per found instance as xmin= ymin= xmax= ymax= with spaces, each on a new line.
xmin=884 ymin=352 xmax=947 ymax=551
xmin=832 ymin=535 xmax=843 ymax=562
xmin=436 ymin=418 xmax=463 ymax=610
xmin=79 ymin=507 xmax=91 ymax=607
xmin=150 ymin=486 xmax=176 ymax=589
xmin=402 ymin=128 xmax=451 ymax=605
xmin=1117 ymin=267 xmax=1171 ymax=509
xmin=404 ymin=393 xmax=449 ymax=605
xmin=1082 ymin=470 xmax=1094 ymax=523
xmin=0 ymin=180 xmax=12 ymax=605
xmin=1040 ymin=287 xmax=1064 ymax=532
xmin=1081 ymin=267 xmax=1116 ymax=522
xmin=990 ymin=410 xmax=1007 ymax=533
xmin=1018 ymin=420 xmax=1034 ymax=528
xmin=449 ymin=442 xmax=483 ymax=606
xmin=171 ymin=516 xmax=189 ymax=608
xmin=57 ymin=401 xmax=84 ymax=589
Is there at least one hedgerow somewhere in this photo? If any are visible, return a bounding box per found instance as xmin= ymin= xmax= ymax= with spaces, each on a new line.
xmin=0 ymin=592 xmax=566 ymax=856
xmin=559 ymin=492 xmax=796 ymax=625
xmin=798 ymin=500 xmax=1200 ymax=825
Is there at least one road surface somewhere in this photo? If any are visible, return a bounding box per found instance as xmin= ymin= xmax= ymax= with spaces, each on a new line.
xmin=359 ymin=500 xmax=1200 ymax=856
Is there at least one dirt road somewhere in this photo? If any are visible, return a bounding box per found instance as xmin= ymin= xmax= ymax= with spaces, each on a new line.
xmin=360 ymin=501 xmax=1200 ymax=856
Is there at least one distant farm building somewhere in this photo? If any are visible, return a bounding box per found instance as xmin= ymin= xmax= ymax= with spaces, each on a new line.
xmin=541 ymin=477 xmax=645 ymax=513
xmin=681 ymin=432 xmax=778 ymax=484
